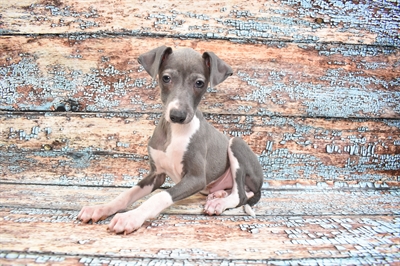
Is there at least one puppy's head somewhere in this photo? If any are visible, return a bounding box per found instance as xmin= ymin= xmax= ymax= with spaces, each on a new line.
xmin=138 ymin=46 xmax=232 ymax=124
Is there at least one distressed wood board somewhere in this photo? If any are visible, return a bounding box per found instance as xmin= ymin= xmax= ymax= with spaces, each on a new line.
xmin=0 ymin=255 xmax=268 ymax=266
xmin=1 ymin=184 xmax=400 ymax=216
xmin=1 ymin=208 xmax=399 ymax=263
xmin=1 ymin=0 xmax=399 ymax=46
xmin=0 ymin=255 xmax=269 ymax=266
xmin=0 ymin=253 xmax=397 ymax=266
xmin=1 ymin=183 xmax=399 ymax=264
xmin=1 ymin=36 xmax=399 ymax=118
xmin=1 ymin=112 xmax=399 ymax=187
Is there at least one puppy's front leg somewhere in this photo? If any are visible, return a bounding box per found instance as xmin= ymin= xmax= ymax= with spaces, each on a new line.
xmin=77 ymin=172 xmax=165 ymax=223
xmin=107 ymin=190 xmax=173 ymax=234
xmin=107 ymin=173 xmax=206 ymax=234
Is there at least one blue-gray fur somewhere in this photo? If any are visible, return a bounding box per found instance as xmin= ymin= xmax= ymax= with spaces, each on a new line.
xmin=138 ymin=46 xmax=262 ymax=208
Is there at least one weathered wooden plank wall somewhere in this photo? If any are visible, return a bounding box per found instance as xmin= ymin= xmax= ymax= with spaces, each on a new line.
xmin=0 ymin=0 xmax=399 ymax=264
xmin=1 ymin=0 xmax=399 ymax=187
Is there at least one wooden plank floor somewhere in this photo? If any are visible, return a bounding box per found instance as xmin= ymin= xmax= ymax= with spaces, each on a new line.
xmin=1 ymin=0 xmax=399 ymax=265
xmin=1 ymin=184 xmax=399 ymax=265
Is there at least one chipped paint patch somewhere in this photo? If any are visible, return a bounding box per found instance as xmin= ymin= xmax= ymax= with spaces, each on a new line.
xmin=0 ymin=54 xmax=159 ymax=112
xmin=280 ymin=0 xmax=400 ymax=46
xmin=237 ymin=67 xmax=400 ymax=118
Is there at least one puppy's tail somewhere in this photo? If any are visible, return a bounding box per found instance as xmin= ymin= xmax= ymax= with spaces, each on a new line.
xmin=247 ymin=189 xmax=261 ymax=206
xmin=244 ymin=190 xmax=261 ymax=217
xmin=243 ymin=190 xmax=261 ymax=217
xmin=244 ymin=204 xmax=256 ymax=217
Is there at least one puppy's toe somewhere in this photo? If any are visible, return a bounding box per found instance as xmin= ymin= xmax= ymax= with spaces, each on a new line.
xmin=78 ymin=205 xmax=111 ymax=223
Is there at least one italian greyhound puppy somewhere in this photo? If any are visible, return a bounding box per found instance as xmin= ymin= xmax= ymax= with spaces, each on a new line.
xmin=78 ymin=46 xmax=263 ymax=234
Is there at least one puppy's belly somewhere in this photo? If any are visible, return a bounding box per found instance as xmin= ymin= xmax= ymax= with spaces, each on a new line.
xmin=201 ymin=168 xmax=233 ymax=195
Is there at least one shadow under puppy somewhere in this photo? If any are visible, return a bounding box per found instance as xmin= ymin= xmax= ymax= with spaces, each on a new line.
xmin=78 ymin=46 xmax=263 ymax=234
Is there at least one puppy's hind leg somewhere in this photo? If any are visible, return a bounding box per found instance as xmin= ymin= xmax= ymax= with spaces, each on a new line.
xmin=231 ymin=137 xmax=263 ymax=216
xmin=204 ymin=138 xmax=244 ymax=215
xmin=203 ymin=137 xmax=263 ymax=216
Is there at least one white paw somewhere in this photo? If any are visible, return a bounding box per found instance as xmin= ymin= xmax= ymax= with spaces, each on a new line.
xmin=204 ymin=198 xmax=227 ymax=216
xmin=77 ymin=205 xmax=112 ymax=223
xmin=107 ymin=210 xmax=145 ymax=235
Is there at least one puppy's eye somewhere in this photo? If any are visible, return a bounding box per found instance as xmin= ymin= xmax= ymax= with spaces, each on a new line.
xmin=162 ymin=75 xmax=171 ymax=83
xmin=195 ymin=80 xmax=205 ymax=88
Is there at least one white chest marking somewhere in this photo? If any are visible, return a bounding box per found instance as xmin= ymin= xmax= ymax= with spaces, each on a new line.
xmin=150 ymin=115 xmax=200 ymax=184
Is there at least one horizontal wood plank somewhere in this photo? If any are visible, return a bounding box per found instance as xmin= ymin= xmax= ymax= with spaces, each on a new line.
xmin=1 ymin=112 xmax=399 ymax=186
xmin=0 ymin=255 xmax=80 ymax=265
xmin=1 ymin=0 xmax=398 ymax=46
xmin=1 ymin=207 xmax=398 ymax=262
xmin=1 ymin=36 xmax=399 ymax=118
xmin=1 ymin=184 xmax=399 ymax=216
xmin=0 ymin=255 xmax=271 ymax=266
xmin=0 ymin=252 xmax=397 ymax=266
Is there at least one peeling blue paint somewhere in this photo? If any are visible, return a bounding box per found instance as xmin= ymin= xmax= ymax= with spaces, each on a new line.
xmin=281 ymin=0 xmax=400 ymax=46
xmin=316 ymin=44 xmax=397 ymax=57
xmin=34 ymin=4 xmax=100 ymax=29
xmin=0 ymin=55 xmax=159 ymax=112
xmin=237 ymin=68 xmax=400 ymax=118
xmin=260 ymin=146 xmax=399 ymax=183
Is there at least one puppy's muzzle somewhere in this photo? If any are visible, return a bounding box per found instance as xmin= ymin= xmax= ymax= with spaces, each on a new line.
xmin=169 ymin=109 xmax=187 ymax=124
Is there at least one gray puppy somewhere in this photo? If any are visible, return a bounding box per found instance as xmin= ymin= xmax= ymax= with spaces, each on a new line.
xmin=78 ymin=46 xmax=263 ymax=234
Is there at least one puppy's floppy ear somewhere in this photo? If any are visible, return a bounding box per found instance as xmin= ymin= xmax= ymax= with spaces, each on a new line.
xmin=138 ymin=46 xmax=173 ymax=79
xmin=202 ymin=51 xmax=233 ymax=88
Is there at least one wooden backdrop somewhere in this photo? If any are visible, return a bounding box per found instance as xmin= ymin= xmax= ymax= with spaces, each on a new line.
xmin=0 ymin=0 xmax=399 ymax=264
xmin=1 ymin=0 xmax=399 ymax=189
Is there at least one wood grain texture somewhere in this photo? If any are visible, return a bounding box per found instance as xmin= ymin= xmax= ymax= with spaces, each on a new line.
xmin=1 ymin=183 xmax=399 ymax=264
xmin=1 ymin=208 xmax=399 ymax=263
xmin=1 ymin=184 xmax=399 ymax=216
xmin=0 ymin=255 xmax=270 ymax=266
xmin=1 ymin=36 xmax=399 ymax=118
xmin=1 ymin=0 xmax=399 ymax=46
xmin=1 ymin=112 xmax=399 ymax=187
xmin=0 ymin=252 xmax=397 ymax=266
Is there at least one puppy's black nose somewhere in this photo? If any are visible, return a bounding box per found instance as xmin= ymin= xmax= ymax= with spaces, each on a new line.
xmin=170 ymin=109 xmax=187 ymax=124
